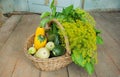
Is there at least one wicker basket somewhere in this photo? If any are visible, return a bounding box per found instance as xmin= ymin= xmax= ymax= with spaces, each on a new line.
xmin=24 ymin=19 xmax=72 ymax=71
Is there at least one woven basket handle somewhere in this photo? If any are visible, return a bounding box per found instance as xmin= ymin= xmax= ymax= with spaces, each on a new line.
xmin=47 ymin=19 xmax=71 ymax=55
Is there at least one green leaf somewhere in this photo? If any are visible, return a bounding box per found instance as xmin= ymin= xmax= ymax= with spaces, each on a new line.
xmin=54 ymin=34 xmax=60 ymax=45
xmin=95 ymin=29 xmax=101 ymax=35
xmin=71 ymin=53 xmax=79 ymax=65
xmin=50 ymin=0 xmax=56 ymax=17
xmin=63 ymin=5 xmax=73 ymax=15
xmin=96 ymin=36 xmax=104 ymax=44
xmin=40 ymin=18 xmax=52 ymax=27
xmin=85 ymin=63 xmax=94 ymax=75
xmin=72 ymin=51 xmax=85 ymax=67
xmin=52 ymin=7 xmax=56 ymax=16
xmin=50 ymin=0 xmax=55 ymax=9
xmin=52 ymin=24 xmax=58 ymax=33
xmin=40 ymin=12 xmax=51 ymax=19
xmin=78 ymin=54 xmax=85 ymax=67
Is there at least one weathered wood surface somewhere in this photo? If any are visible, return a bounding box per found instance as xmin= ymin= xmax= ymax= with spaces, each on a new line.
xmin=91 ymin=12 xmax=120 ymax=77
xmin=0 ymin=12 xmax=120 ymax=77
xmin=0 ymin=15 xmax=21 ymax=50
xmin=0 ymin=14 xmax=8 ymax=28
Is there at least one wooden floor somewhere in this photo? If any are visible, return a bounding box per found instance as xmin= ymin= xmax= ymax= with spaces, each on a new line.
xmin=0 ymin=12 xmax=120 ymax=77
xmin=0 ymin=13 xmax=8 ymax=28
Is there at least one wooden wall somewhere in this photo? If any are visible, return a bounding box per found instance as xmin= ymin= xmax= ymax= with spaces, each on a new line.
xmin=0 ymin=0 xmax=14 ymax=13
xmin=0 ymin=0 xmax=120 ymax=13
xmin=28 ymin=0 xmax=81 ymax=13
xmin=84 ymin=0 xmax=120 ymax=11
xmin=14 ymin=0 xmax=28 ymax=11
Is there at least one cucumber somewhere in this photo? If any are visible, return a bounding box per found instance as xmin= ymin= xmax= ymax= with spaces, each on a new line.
xmin=52 ymin=45 xmax=66 ymax=57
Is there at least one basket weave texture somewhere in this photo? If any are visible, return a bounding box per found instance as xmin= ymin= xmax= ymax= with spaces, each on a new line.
xmin=24 ymin=19 xmax=72 ymax=71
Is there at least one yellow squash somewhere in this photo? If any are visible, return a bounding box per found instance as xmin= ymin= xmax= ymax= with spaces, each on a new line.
xmin=35 ymin=27 xmax=45 ymax=36
xmin=34 ymin=35 xmax=47 ymax=50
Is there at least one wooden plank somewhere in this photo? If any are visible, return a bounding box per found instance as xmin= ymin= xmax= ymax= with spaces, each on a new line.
xmin=11 ymin=57 xmax=40 ymax=77
xmin=91 ymin=13 xmax=120 ymax=45
xmin=68 ymin=63 xmax=81 ymax=77
xmin=0 ymin=15 xmax=40 ymax=77
xmin=0 ymin=13 xmax=8 ymax=28
xmin=0 ymin=15 xmax=22 ymax=49
xmin=99 ymin=13 xmax=120 ymax=46
xmin=103 ymin=13 xmax=120 ymax=36
xmin=92 ymin=12 xmax=120 ymax=46
xmin=94 ymin=45 xmax=120 ymax=77
xmin=11 ymin=15 xmax=40 ymax=77
xmin=100 ymin=12 xmax=120 ymax=30
xmin=91 ymin=13 xmax=120 ymax=77
xmin=41 ymin=67 xmax=68 ymax=77
xmin=101 ymin=12 xmax=120 ymax=35
xmin=100 ymin=12 xmax=120 ymax=23
xmin=68 ymin=63 xmax=97 ymax=77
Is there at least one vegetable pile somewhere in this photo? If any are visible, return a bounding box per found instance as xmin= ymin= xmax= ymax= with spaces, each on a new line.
xmin=27 ymin=0 xmax=103 ymax=75
xmin=28 ymin=23 xmax=66 ymax=59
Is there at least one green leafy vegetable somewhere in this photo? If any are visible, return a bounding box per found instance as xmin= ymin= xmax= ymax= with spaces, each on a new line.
xmin=96 ymin=36 xmax=103 ymax=44
xmin=50 ymin=0 xmax=55 ymax=9
xmin=85 ymin=63 xmax=94 ymax=75
xmin=40 ymin=18 xmax=52 ymax=27
xmin=62 ymin=5 xmax=73 ymax=16
xmin=40 ymin=0 xmax=57 ymax=27
xmin=72 ymin=51 xmax=85 ymax=67
xmin=40 ymin=12 xmax=51 ymax=19
xmin=95 ymin=29 xmax=103 ymax=44
xmin=95 ymin=29 xmax=101 ymax=35
xmin=50 ymin=0 xmax=56 ymax=17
